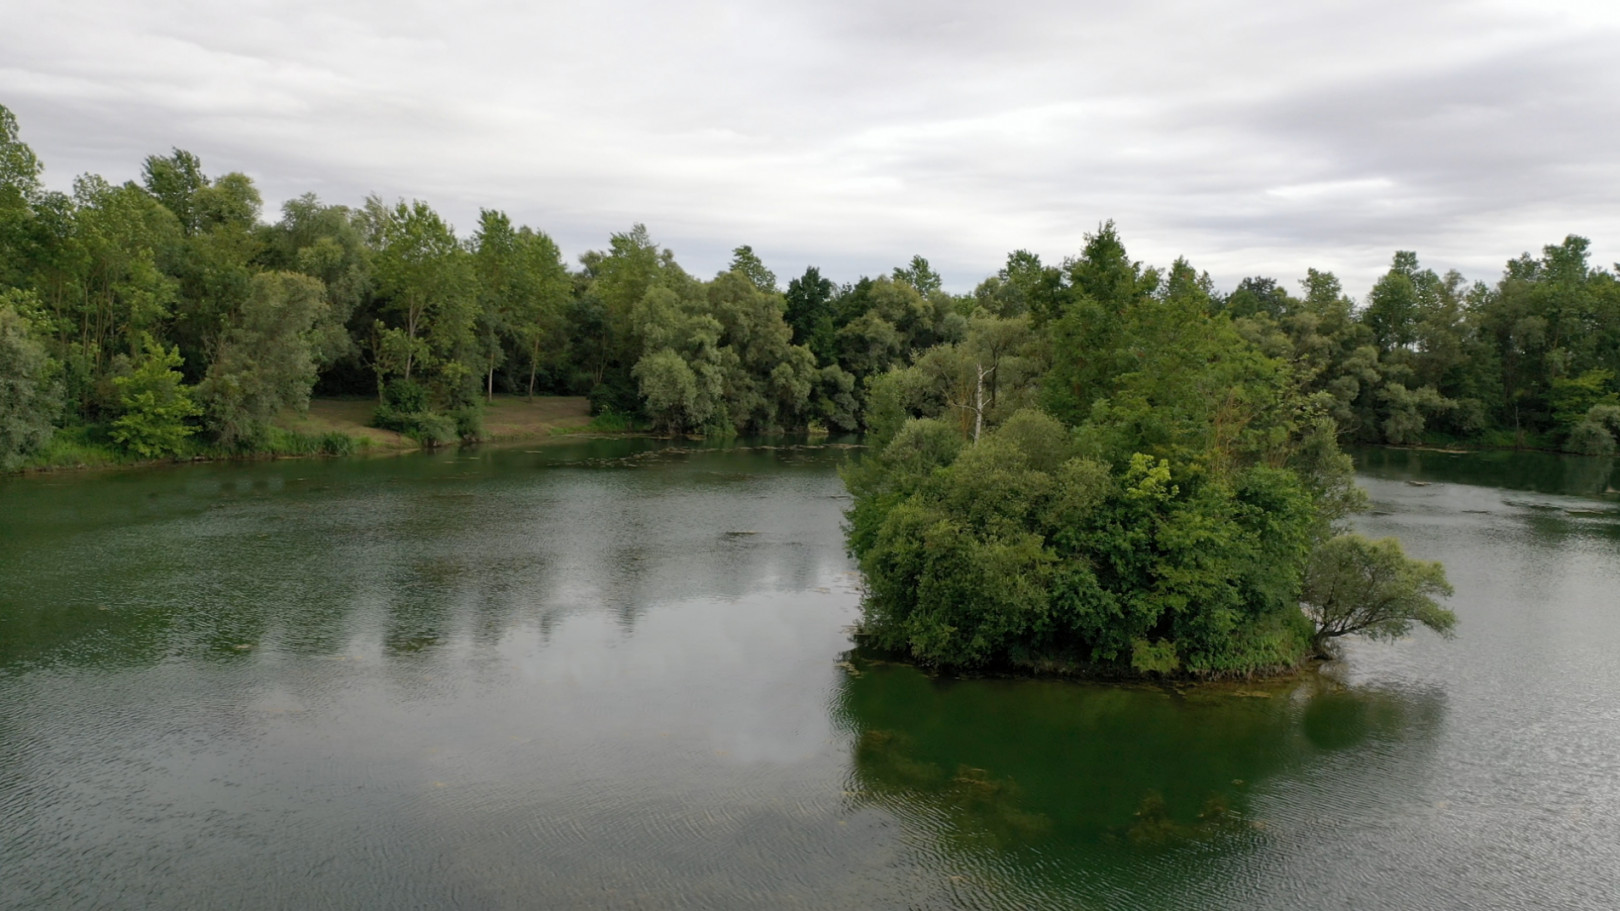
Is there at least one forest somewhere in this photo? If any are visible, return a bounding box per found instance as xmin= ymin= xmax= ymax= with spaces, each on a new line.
xmin=3 ymin=102 xmax=1620 ymax=473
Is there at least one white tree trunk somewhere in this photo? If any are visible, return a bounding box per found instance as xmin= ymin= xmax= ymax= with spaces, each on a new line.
xmin=973 ymin=362 xmax=987 ymax=442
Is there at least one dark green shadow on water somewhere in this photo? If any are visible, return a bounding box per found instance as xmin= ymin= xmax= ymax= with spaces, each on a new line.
xmin=833 ymin=655 xmax=1445 ymax=897
xmin=1351 ymin=446 xmax=1617 ymax=499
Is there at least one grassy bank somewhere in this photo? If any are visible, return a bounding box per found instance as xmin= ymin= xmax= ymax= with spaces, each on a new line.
xmin=12 ymin=395 xmax=595 ymax=475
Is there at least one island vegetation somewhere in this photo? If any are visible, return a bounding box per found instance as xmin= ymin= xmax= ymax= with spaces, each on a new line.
xmin=841 ymin=222 xmax=1463 ymax=676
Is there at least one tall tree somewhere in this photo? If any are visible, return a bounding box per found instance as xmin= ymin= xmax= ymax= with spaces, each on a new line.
xmin=893 ymin=255 xmax=943 ymax=295
xmin=261 ymin=194 xmax=371 ymax=370
xmin=370 ymin=199 xmax=471 ymax=388
xmin=0 ymin=299 xmax=61 ymax=470
xmin=784 ymin=265 xmax=835 ymax=363
xmin=728 ymin=245 xmax=777 ymax=293
xmin=197 ymin=271 xmax=331 ymax=448
xmin=140 ymin=149 xmax=207 ymax=237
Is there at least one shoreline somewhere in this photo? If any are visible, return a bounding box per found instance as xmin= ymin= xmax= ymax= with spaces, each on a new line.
xmin=5 ymin=395 xmax=597 ymax=479
xmin=842 ymin=645 xmax=1332 ymax=693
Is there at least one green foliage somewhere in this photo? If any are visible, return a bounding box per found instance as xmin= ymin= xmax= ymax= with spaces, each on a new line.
xmin=849 ymin=406 xmax=1322 ymax=675
xmin=728 ymin=245 xmax=777 ymax=292
xmin=893 ymin=255 xmax=943 ymax=295
xmin=1567 ymin=403 xmax=1620 ymax=454
xmin=370 ymin=198 xmax=473 ymax=389
xmin=109 ymin=336 xmax=200 ymax=458
xmin=0 ymin=97 xmax=1608 ymax=478
xmin=371 ymin=406 xmax=456 ymax=447
xmin=633 ymin=347 xmax=706 ymax=433
xmin=198 ymin=271 xmax=330 ymax=449
xmin=1301 ymin=535 xmax=1455 ymax=655
xmin=23 ymin=423 xmax=124 ymax=470
xmin=1566 ymin=420 xmax=1615 ymax=456
xmin=141 ymin=149 xmax=207 ymax=235
xmin=785 ymin=266 xmax=836 ymax=362
xmin=1549 ymin=370 xmax=1617 ymax=429
xmin=1378 ymin=383 xmax=1452 ymax=445
xmin=382 ymin=378 xmax=430 ymax=414
xmin=260 ymin=426 xmax=361 ymax=457
xmin=450 ymin=405 xmax=483 ymax=442
xmin=1130 ymin=639 xmax=1181 ymax=675
xmin=0 ymin=104 xmax=42 ymax=200
xmin=0 ymin=300 xmax=62 ymax=470
xmin=847 ymin=228 xmax=1459 ymax=678
xmin=370 ymin=378 xmax=462 ymax=446
xmin=317 ymin=431 xmax=359 ymax=456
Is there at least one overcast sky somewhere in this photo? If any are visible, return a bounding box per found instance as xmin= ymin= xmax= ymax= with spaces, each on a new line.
xmin=4 ymin=0 xmax=1618 ymax=296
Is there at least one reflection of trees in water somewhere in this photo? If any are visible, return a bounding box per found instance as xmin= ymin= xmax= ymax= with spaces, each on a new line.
xmin=1354 ymin=446 xmax=1617 ymax=499
xmin=0 ymin=444 xmax=853 ymax=669
xmin=300 ymin=447 xmax=850 ymax=657
xmin=835 ymin=657 xmax=1446 ymax=899
xmin=509 ymin=449 xmax=850 ymax=626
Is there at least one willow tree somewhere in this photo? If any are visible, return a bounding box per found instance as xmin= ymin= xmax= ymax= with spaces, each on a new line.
xmin=197 ymin=271 xmax=331 ymax=448
xmin=1301 ymin=535 xmax=1455 ymax=657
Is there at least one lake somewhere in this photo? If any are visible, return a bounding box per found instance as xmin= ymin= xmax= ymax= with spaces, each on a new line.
xmin=2 ymin=441 xmax=1617 ymax=909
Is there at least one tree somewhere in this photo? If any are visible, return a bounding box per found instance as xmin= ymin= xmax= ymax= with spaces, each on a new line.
xmin=0 ymin=104 xmax=45 ymax=302
xmin=973 ymin=249 xmax=1068 ymax=322
xmin=371 ymin=199 xmax=471 ymax=386
xmin=705 ymin=270 xmax=816 ymax=431
xmin=1567 ymin=403 xmax=1620 ymax=455
xmin=0 ymin=104 xmax=41 ymax=200
xmin=261 ymin=194 xmax=370 ymax=369
xmin=784 ymin=265 xmax=835 ymax=361
xmin=166 ymin=168 xmax=265 ymax=376
xmin=110 ymin=335 xmax=201 ymax=457
xmin=1364 ymin=251 xmax=1421 ymax=351
xmin=512 ymin=226 xmax=572 ymax=398
xmin=140 ymin=149 xmax=208 ymax=236
xmin=1066 ymin=220 xmax=1156 ymax=309
xmin=471 ymin=209 xmax=520 ymax=401
xmin=70 ymin=175 xmax=182 ymax=377
xmin=1378 ymin=383 xmax=1452 ymax=445
xmin=848 ymin=406 xmax=1323 ymax=674
xmin=893 ymin=255 xmax=943 ymax=295
xmin=728 ymin=245 xmax=777 ymax=293
xmin=1223 ymin=276 xmax=1294 ymax=320
xmin=843 ymin=226 xmax=1464 ymax=678
xmin=633 ymin=347 xmax=706 ymax=432
xmin=0 ymin=298 xmax=61 ymax=470
xmin=197 ymin=271 xmax=330 ymax=448
xmin=863 ymin=314 xmax=1038 ymax=443
xmin=474 ymin=211 xmax=572 ymax=399
xmin=1301 ymin=534 xmax=1455 ymax=657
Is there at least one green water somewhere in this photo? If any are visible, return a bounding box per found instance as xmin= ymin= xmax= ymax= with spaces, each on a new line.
xmin=2 ymin=442 xmax=1617 ymax=909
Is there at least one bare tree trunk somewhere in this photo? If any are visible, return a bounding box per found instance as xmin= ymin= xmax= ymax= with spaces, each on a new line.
xmin=965 ymin=361 xmax=991 ymax=440
xmin=528 ymin=335 xmax=541 ymax=400
xmin=974 ymin=362 xmax=985 ymax=442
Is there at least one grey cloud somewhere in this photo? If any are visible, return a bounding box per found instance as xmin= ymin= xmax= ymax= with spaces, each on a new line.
xmin=2 ymin=0 xmax=1617 ymax=296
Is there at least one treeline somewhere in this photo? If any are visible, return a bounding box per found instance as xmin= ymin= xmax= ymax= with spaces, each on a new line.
xmin=4 ymin=100 xmax=1620 ymax=473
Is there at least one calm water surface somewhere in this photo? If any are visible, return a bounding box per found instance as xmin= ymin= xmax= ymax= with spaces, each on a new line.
xmin=2 ymin=441 xmax=1617 ymax=909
